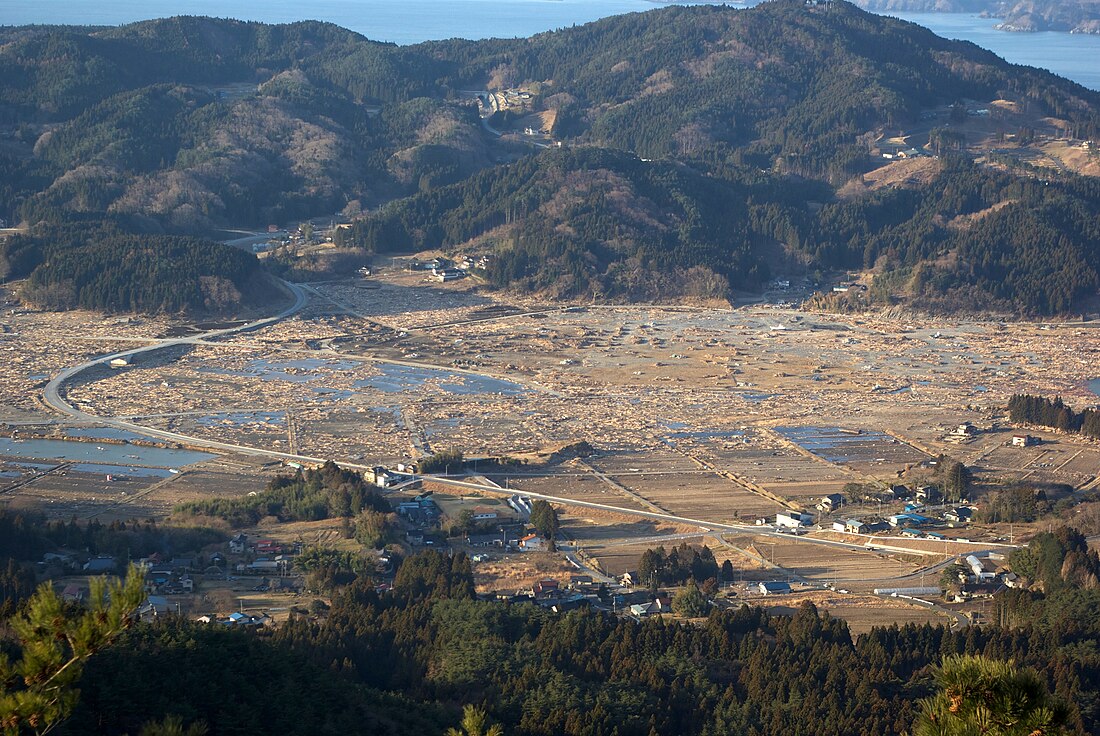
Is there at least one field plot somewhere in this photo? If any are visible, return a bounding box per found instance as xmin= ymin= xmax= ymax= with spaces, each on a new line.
xmin=471 ymin=553 xmax=576 ymax=593
xmin=1 ymin=467 xmax=136 ymax=518
xmin=0 ymin=456 xmax=274 ymax=521
xmin=613 ymin=473 xmax=784 ymax=522
xmin=150 ymin=465 xmax=269 ymax=503
xmin=501 ymin=474 xmax=653 ymax=514
xmin=297 ymin=407 xmax=413 ymax=462
xmin=774 ymin=426 xmax=928 ymax=466
xmin=977 ymin=440 xmax=1100 ymax=487
xmin=759 ymin=591 xmax=949 ymax=635
xmin=584 ymin=536 xmax=711 ymax=577
xmin=563 ymin=519 xmax=689 ymax=547
xmin=751 ymin=535 xmax=926 ymax=586
xmin=707 ymin=445 xmax=850 ymax=500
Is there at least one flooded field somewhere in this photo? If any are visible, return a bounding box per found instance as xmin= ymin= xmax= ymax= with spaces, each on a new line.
xmin=2 ymin=272 xmax=1099 ymax=594
xmin=773 ymin=426 xmax=928 ymax=465
xmin=0 ymin=437 xmax=213 ymax=468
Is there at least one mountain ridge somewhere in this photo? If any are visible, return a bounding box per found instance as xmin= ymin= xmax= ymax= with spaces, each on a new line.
xmin=0 ymin=1 xmax=1098 ymax=315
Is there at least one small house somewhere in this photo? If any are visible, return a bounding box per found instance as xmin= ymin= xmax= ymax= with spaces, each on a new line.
xmin=776 ymin=511 xmax=813 ymax=529
xmin=433 ymin=268 xmax=466 ymax=283
xmin=844 ymin=519 xmax=868 ymax=534
xmin=170 ymin=558 xmax=195 ymax=572
xmin=944 ymin=507 xmax=974 ymax=524
xmin=533 ymin=579 xmax=559 ymax=596
xmin=884 ymin=485 xmax=911 ymax=500
xmin=966 ymin=555 xmax=996 ymax=582
xmin=229 ymin=534 xmax=248 ymax=554
xmin=367 ymin=466 xmax=401 ymax=488
xmin=61 ymin=584 xmax=86 ymax=602
xmin=138 ymin=596 xmax=171 ymax=621
xmin=83 ymin=557 xmax=117 ymax=574
xmin=758 ymin=581 xmax=791 ymax=596
xmin=471 ymin=507 xmax=499 ymax=522
xmin=1011 ymin=434 xmax=1037 ymax=448
xmin=915 ymin=485 xmax=941 ymax=503
xmin=466 ymin=530 xmax=506 ymax=547
xmin=888 ymin=513 xmax=931 ymax=528
xmin=519 ymin=534 xmax=546 ymax=552
xmin=817 ymin=493 xmax=844 ymax=512
xmin=569 ymin=575 xmax=594 ymax=589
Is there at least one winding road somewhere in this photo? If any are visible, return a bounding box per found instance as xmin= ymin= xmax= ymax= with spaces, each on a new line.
xmin=40 ymin=280 xmax=334 ymax=464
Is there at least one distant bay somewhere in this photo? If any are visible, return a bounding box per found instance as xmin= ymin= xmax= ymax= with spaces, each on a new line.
xmin=885 ymin=11 xmax=1100 ymax=91
xmin=0 ymin=0 xmax=1097 ymax=90
xmin=0 ymin=0 xmax=714 ymax=44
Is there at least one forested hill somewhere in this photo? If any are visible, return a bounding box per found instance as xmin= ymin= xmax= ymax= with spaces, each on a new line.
xmin=3 ymin=1 xmax=1096 ymax=228
xmin=0 ymin=17 xmax=480 ymax=230
xmin=1 ymin=2 xmax=1099 ymax=314
xmin=341 ymin=148 xmax=782 ymax=301
xmin=342 ymin=149 xmax=1100 ymax=313
xmin=0 ymin=221 xmax=277 ymax=315
xmin=424 ymin=0 xmax=1100 ymax=180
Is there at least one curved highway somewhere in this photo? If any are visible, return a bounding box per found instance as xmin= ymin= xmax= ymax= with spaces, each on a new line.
xmin=41 ymin=281 xmax=336 ymax=464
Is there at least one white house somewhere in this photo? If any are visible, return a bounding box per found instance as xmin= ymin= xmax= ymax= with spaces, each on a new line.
xmin=519 ymin=534 xmax=546 ymax=552
xmin=776 ymin=511 xmax=813 ymax=529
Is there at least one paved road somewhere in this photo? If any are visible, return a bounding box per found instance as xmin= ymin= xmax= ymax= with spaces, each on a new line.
xmin=39 ymin=282 xmax=344 ymax=465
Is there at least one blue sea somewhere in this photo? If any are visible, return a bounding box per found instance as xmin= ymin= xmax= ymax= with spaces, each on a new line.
xmin=888 ymin=11 xmax=1100 ymax=91
xmin=0 ymin=0 xmax=1097 ymax=90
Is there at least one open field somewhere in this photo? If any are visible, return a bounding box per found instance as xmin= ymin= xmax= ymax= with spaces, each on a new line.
xmin=2 ymin=273 xmax=1099 ymax=602
xmin=755 ymin=590 xmax=951 ymax=635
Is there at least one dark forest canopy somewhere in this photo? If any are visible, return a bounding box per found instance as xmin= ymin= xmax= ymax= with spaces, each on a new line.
xmin=1008 ymin=394 xmax=1100 ymax=439
xmin=25 ymin=538 xmax=1100 ymax=736
xmin=0 ymin=220 xmax=277 ymax=314
xmin=342 ymin=149 xmax=1100 ymax=312
xmin=4 ymin=504 xmax=1100 ymax=736
xmin=1 ymin=2 xmax=1099 ymax=314
xmin=338 ymin=147 xmax=773 ymax=301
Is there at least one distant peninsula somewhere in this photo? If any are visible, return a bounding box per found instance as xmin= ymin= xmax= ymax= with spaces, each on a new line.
xmin=853 ymin=0 xmax=1100 ymax=33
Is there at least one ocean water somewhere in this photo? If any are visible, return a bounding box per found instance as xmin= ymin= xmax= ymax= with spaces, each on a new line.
xmin=0 ymin=0 xmax=713 ymax=43
xmin=1 ymin=0 xmax=1097 ymax=89
xmin=887 ymin=11 xmax=1100 ymax=91
xmin=0 ymin=1 xmax=1096 ymax=88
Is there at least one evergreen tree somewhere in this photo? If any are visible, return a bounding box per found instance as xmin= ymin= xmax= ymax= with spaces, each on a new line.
xmin=529 ymin=500 xmax=560 ymax=550
xmin=0 ymin=565 xmax=145 ymax=735
xmin=913 ymin=655 xmax=1070 ymax=736
xmin=446 ymin=705 xmax=503 ymax=736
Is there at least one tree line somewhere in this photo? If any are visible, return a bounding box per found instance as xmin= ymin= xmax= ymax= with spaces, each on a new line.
xmin=0 ymin=220 xmax=271 ymax=315
xmin=177 ymin=460 xmax=391 ymax=526
xmin=1009 ymin=394 xmax=1100 ymax=439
